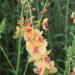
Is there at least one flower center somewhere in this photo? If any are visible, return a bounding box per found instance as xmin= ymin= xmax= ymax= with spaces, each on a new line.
xmin=25 ymin=27 xmax=32 ymax=32
xmin=38 ymin=36 xmax=44 ymax=42
xmin=45 ymin=56 xmax=51 ymax=63
xmin=33 ymin=47 xmax=39 ymax=53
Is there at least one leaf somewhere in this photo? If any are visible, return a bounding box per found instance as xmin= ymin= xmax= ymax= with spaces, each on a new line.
xmin=0 ymin=18 xmax=5 ymax=38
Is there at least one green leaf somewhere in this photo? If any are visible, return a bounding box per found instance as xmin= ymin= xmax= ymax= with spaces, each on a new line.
xmin=0 ymin=18 xmax=5 ymax=38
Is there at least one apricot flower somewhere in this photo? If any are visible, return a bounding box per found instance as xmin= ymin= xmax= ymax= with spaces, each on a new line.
xmin=26 ymin=41 xmax=47 ymax=60
xmin=33 ymin=56 xmax=57 ymax=75
xmin=33 ymin=60 xmax=45 ymax=75
xmin=23 ymin=26 xmax=34 ymax=41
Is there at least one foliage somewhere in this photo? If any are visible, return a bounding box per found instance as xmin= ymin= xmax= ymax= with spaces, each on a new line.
xmin=0 ymin=0 xmax=75 ymax=75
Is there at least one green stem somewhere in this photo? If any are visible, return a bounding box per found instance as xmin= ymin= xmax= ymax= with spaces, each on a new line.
xmin=39 ymin=0 xmax=49 ymax=23
xmin=15 ymin=37 xmax=22 ymax=75
xmin=65 ymin=0 xmax=69 ymax=49
xmin=64 ymin=0 xmax=70 ymax=74
xmin=21 ymin=4 xmax=24 ymax=18
xmin=0 ymin=46 xmax=15 ymax=73
xmin=15 ymin=3 xmax=24 ymax=75
xmin=23 ymin=59 xmax=29 ymax=75
xmin=27 ymin=0 xmax=32 ymax=18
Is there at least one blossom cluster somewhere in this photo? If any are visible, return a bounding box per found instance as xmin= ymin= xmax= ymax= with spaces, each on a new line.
xmin=14 ymin=18 xmax=57 ymax=75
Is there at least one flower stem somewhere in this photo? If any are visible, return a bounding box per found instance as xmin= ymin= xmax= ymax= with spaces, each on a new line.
xmin=23 ymin=56 xmax=29 ymax=75
xmin=15 ymin=3 xmax=24 ymax=75
xmin=15 ymin=33 xmax=22 ymax=75
xmin=64 ymin=0 xmax=70 ymax=74
xmin=0 ymin=46 xmax=15 ymax=73
xmin=39 ymin=0 xmax=49 ymax=23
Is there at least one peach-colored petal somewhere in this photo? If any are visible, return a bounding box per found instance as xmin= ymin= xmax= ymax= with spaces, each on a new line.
xmin=49 ymin=67 xmax=57 ymax=74
xmin=48 ymin=61 xmax=57 ymax=74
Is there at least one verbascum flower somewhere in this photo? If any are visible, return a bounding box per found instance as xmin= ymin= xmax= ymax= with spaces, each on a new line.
xmin=42 ymin=54 xmax=57 ymax=74
xmin=48 ymin=61 xmax=57 ymax=74
xmin=33 ymin=29 xmax=47 ymax=47
xmin=33 ymin=53 xmax=57 ymax=75
xmin=33 ymin=57 xmax=57 ymax=75
xmin=24 ymin=28 xmax=47 ymax=47
xmin=26 ymin=41 xmax=47 ymax=60
xmin=42 ymin=55 xmax=51 ymax=69
xmin=23 ymin=26 xmax=34 ymax=41
xmin=42 ymin=18 xmax=48 ymax=30
xmin=33 ymin=60 xmax=45 ymax=75
xmin=14 ymin=17 xmax=57 ymax=75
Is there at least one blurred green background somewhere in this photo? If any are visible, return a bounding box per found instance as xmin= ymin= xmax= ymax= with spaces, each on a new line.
xmin=0 ymin=0 xmax=75 ymax=75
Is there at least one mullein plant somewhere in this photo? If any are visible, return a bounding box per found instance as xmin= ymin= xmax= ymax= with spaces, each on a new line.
xmin=14 ymin=16 xmax=57 ymax=75
xmin=14 ymin=0 xmax=57 ymax=75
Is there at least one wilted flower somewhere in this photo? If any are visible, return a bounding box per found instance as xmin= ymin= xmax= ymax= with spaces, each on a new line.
xmin=17 ymin=18 xmax=25 ymax=26
xmin=25 ymin=18 xmax=33 ymax=27
xmin=71 ymin=12 xmax=75 ymax=24
xmin=71 ymin=12 xmax=75 ymax=19
xmin=42 ymin=18 xmax=48 ymax=30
